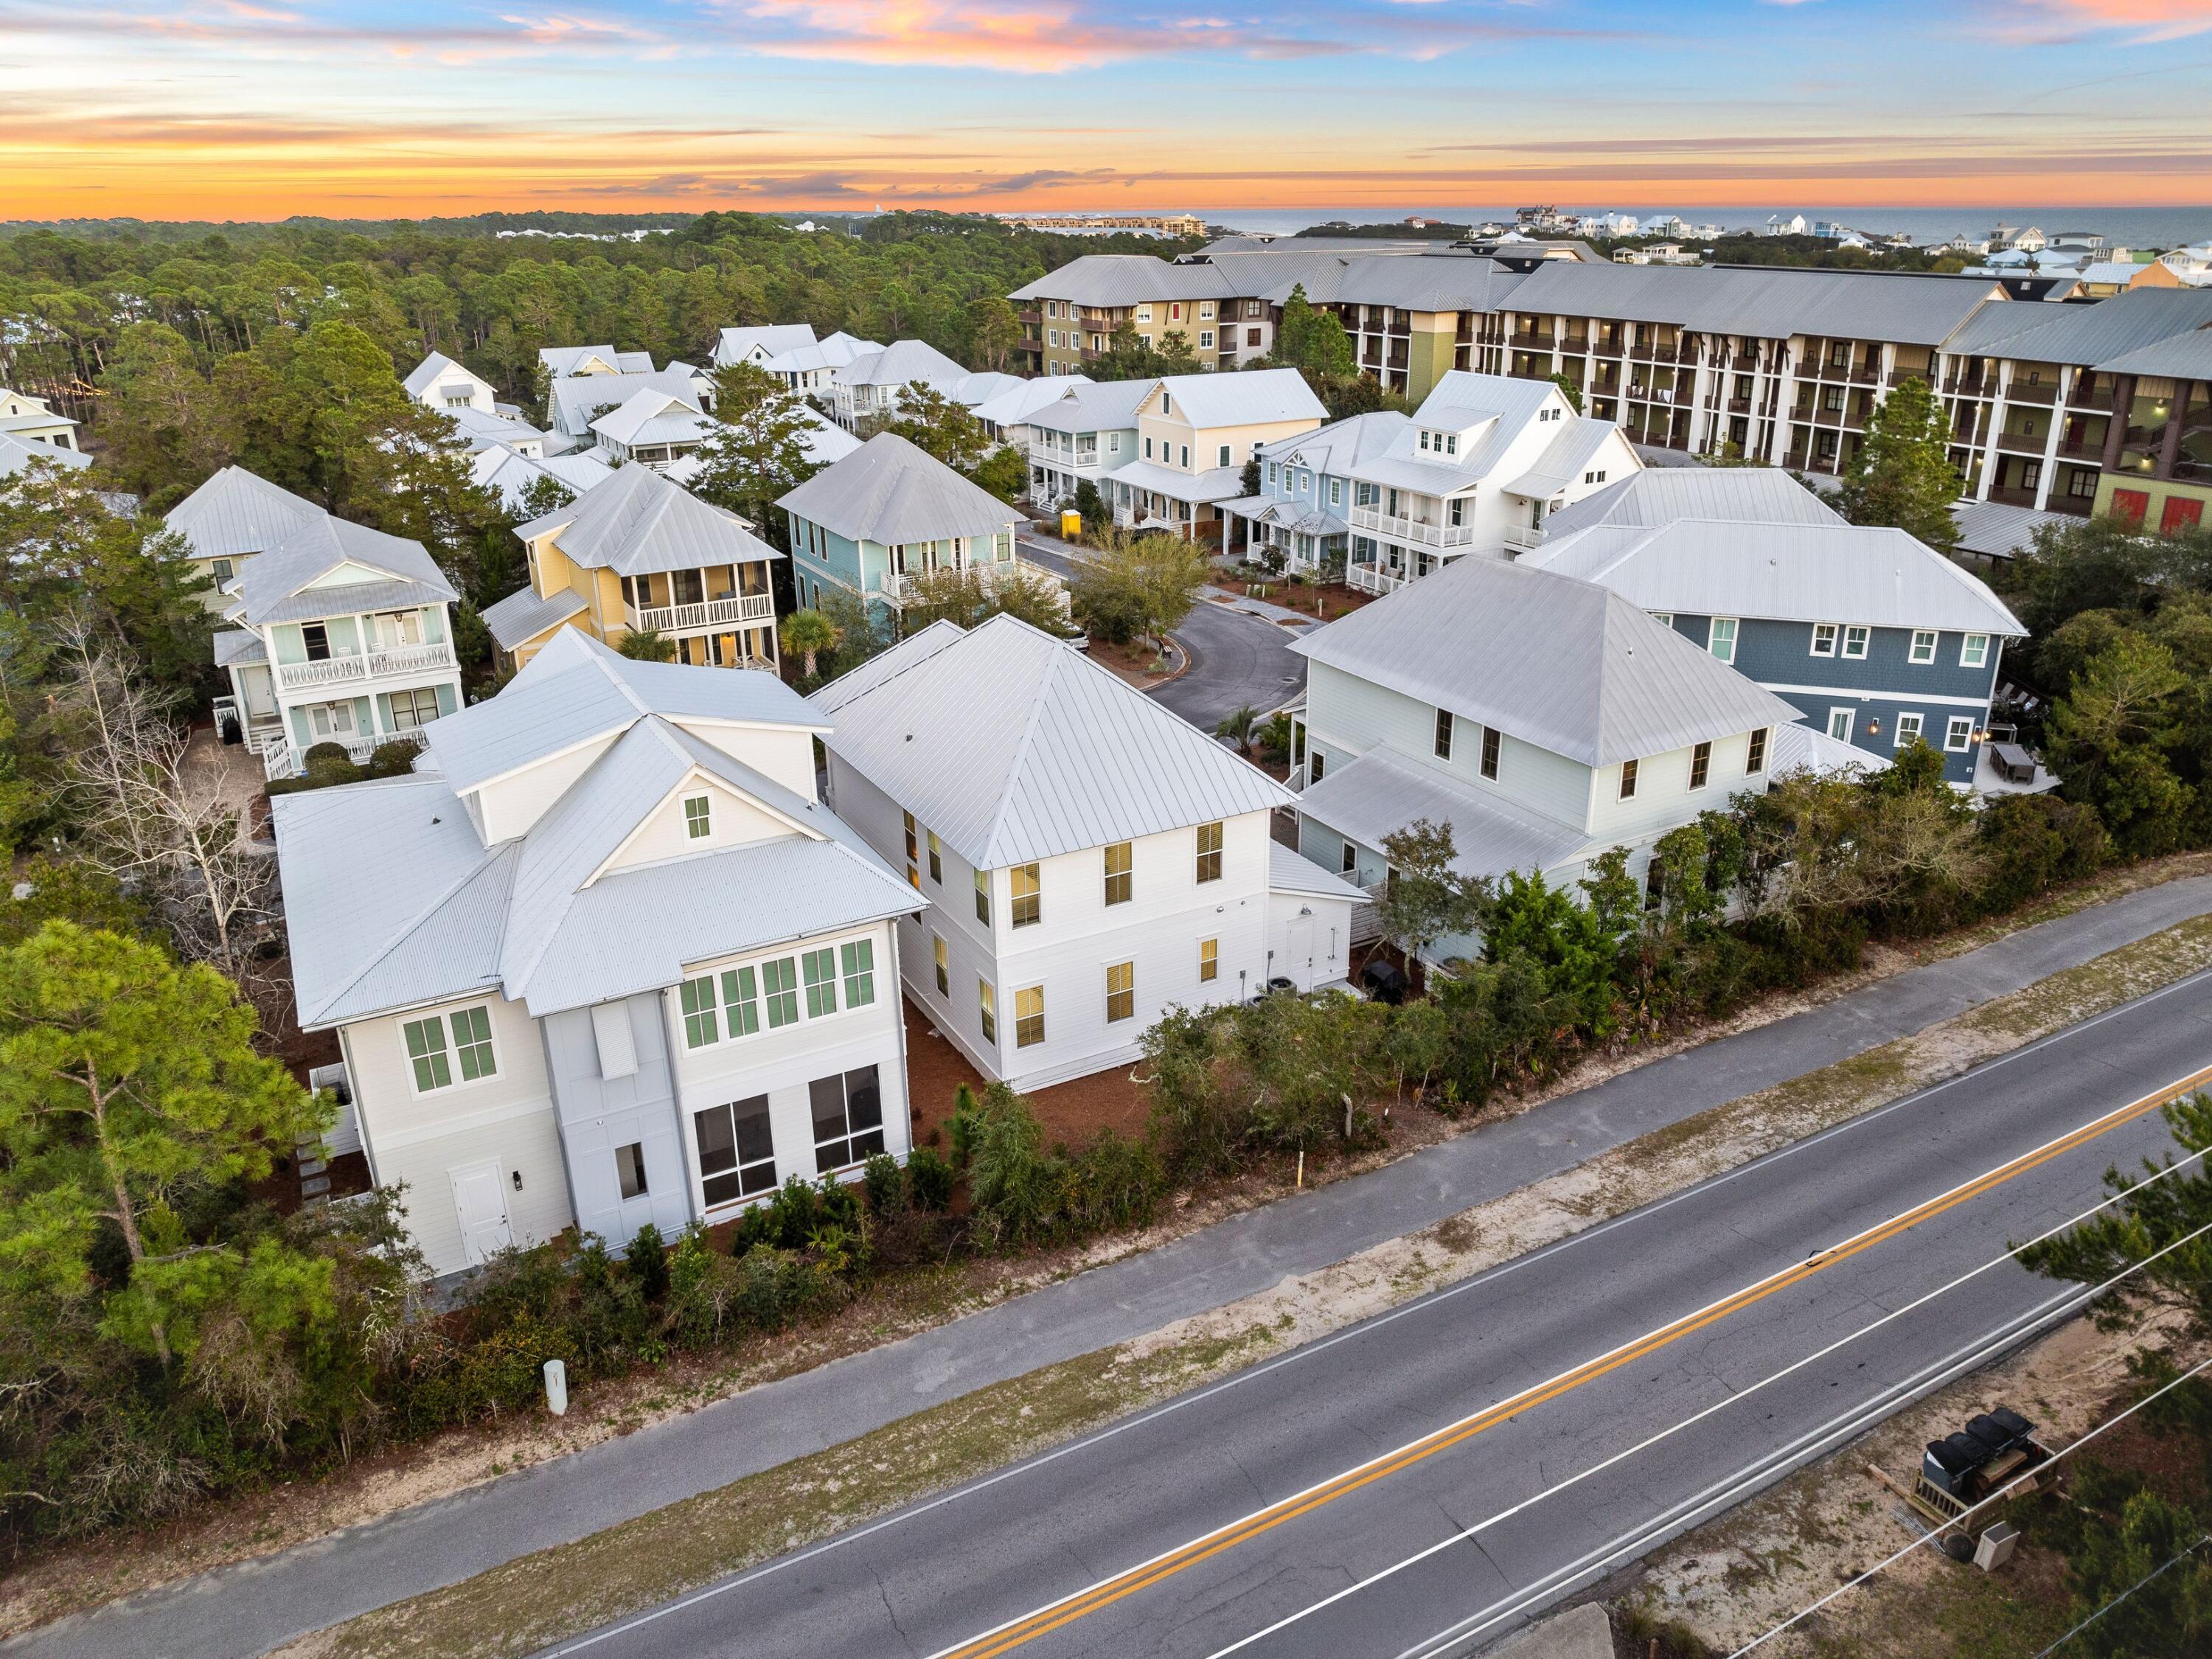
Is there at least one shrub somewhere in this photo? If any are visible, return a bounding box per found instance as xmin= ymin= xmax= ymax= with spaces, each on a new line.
xmin=1143 ymin=1004 xmax=1241 ymax=1179
xmin=366 ymin=740 xmax=423 ymax=778
xmin=1975 ymin=793 xmax=2108 ymax=914
xmin=664 ymin=1228 xmax=742 ymax=1347
xmin=1062 ymin=1129 xmax=1165 ymax=1235
xmin=904 ymin=1146 xmax=955 ymax=1213
xmin=624 ymin=1222 xmax=670 ymax=1302
xmin=861 ymin=1152 xmax=905 ymax=1217
xmin=947 ymin=1082 xmax=982 ymax=1169
xmin=964 ymin=1083 xmax=1059 ymax=1248
xmin=731 ymin=1246 xmax=827 ymax=1331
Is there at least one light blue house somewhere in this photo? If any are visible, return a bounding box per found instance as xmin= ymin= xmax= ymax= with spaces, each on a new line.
xmin=1521 ymin=517 xmax=2028 ymax=787
xmin=1225 ymin=411 xmax=1405 ymax=574
xmin=779 ymin=431 xmax=1025 ymax=628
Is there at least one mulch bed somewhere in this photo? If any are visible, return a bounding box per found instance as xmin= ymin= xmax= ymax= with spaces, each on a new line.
xmin=902 ymin=998 xmax=1149 ymax=1150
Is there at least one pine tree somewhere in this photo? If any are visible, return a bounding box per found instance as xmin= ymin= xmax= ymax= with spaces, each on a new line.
xmin=1835 ymin=375 xmax=1965 ymax=552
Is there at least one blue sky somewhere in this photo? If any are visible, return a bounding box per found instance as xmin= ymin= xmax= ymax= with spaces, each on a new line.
xmin=2 ymin=0 xmax=2208 ymax=219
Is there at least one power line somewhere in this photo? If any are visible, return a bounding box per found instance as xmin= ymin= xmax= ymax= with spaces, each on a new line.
xmin=2028 ymin=1534 xmax=2210 ymax=1659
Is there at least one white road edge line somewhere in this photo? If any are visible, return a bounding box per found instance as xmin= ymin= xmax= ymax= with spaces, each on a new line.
xmin=1201 ymin=1160 xmax=2212 ymax=1658
xmin=534 ymin=973 xmax=2212 ymax=1659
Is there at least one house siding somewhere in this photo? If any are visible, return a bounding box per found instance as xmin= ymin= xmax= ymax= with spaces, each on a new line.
xmin=539 ymin=994 xmax=693 ymax=1250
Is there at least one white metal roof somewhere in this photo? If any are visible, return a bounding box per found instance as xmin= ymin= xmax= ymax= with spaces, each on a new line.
xmin=1770 ymin=721 xmax=1891 ymax=777
xmin=481 ymin=585 xmax=588 ymax=651
xmin=1009 ymin=256 xmax=1237 ymax=307
xmin=164 ymin=466 xmax=324 ymax=560
xmin=835 ymin=338 xmax=970 ymax=389
xmin=403 ymin=350 xmax=492 ymax=400
xmin=469 ymin=443 xmax=613 ymax=512
xmin=1150 ymin=367 xmax=1326 ymax=429
xmin=971 ymin=374 xmax=1094 ymax=429
xmin=776 ymin=432 xmax=1018 ymax=546
xmin=517 ymin=460 xmax=780 ymax=577
xmin=1539 ymin=467 xmax=1845 ymax=537
xmin=1260 ymin=411 xmax=1408 ymax=476
xmin=1294 ymin=554 xmax=1800 ymax=768
xmin=227 ymin=512 xmax=458 ymax=627
xmin=1103 ymin=456 xmax=1249 ymax=504
xmin=813 ymin=613 xmax=1293 ymax=868
xmin=714 ymin=323 xmax=817 ymax=366
xmin=1267 ymin=841 xmax=1370 ymax=902
xmin=0 ymin=432 xmax=94 ymax=480
xmin=1025 ymin=379 xmax=1157 ymax=435
xmin=540 ymin=345 xmax=656 ymax=378
xmin=1523 ymin=519 xmax=2025 ymax=635
xmin=1295 ymin=746 xmax=1589 ymax=881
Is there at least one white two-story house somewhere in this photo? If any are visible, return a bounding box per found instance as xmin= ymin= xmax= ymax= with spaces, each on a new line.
xmin=272 ymin=628 xmax=924 ymax=1277
xmin=207 ymin=487 xmax=465 ymax=779
xmin=1338 ymin=371 xmax=1642 ymax=594
xmin=813 ymin=614 xmax=1364 ymax=1089
xmin=403 ymin=351 xmax=503 ymax=414
xmin=1102 ymin=368 xmax=1326 ymax=540
xmin=1290 ymin=554 xmax=1798 ymax=961
xmin=167 ymin=465 xmax=325 ymax=613
xmin=1023 ymin=379 xmax=1152 ymax=509
xmin=0 ymin=387 xmax=81 ymax=451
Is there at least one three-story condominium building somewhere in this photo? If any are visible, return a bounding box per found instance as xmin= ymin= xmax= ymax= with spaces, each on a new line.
xmin=486 ymin=462 xmax=782 ymax=672
xmin=1523 ymin=510 xmax=2028 ymax=787
xmin=1289 ymin=554 xmax=1798 ymax=960
xmin=272 ymin=629 xmax=923 ymax=1277
xmin=1324 ymin=371 xmax=1641 ymax=592
xmin=206 ymin=484 xmax=465 ymax=779
xmin=779 ymin=432 xmax=1033 ymax=623
xmin=1104 ymin=368 xmax=1327 ymax=540
xmin=1023 ymin=379 xmax=1152 ymax=507
xmin=813 ymin=615 xmax=1364 ymax=1089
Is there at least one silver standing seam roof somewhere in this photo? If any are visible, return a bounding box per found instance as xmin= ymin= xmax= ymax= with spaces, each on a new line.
xmin=1293 ymin=555 xmax=1800 ymax=768
xmin=1295 ymin=746 xmax=1589 ymax=883
xmin=1267 ymin=839 xmax=1370 ymax=902
xmin=1523 ymin=519 xmax=2026 ymax=636
xmin=1538 ymin=467 xmax=1844 ymax=538
xmin=515 ymin=461 xmax=781 ymax=577
xmin=276 ymin=630 xmax=917 ymax=1026
xmin=225 ymin=512 xmax=458 ymax=628
xmin=402 ymin=351 xmax=490 ymax=400
xmin=1150 ymin=367 xmax=1327 ymax=428
xmin=1025 ymin=379 xmax=1158 ymax=435
xmin=1260 ymin=410 xmax=1408 ymax=474
xmin=1950 ymin=500 xmax=2075 ymax=561
xmin=481 ymin=585 xmax=589 ymax=651
xmin=776 ymin=432 xmax=1018 ymax=546
xmin=1009 ymin=256 xmax=1237 ymax=307
xmin=835 ymin=338 xmax=971 ymax=389
xmin=812 ymin=613 xmax=1293 ymax=869
xmin=1943 ymin=287 xmax=2212 ymax=366
xmin=164 ymin=465 xmax=324 ymax=560
xmin=1495 ymin=262 xmax=2006 ymax=347
xmin=0 ymin=432 xmax=95 ymax=480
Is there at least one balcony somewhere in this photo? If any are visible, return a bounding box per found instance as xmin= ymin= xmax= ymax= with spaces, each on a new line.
xmin=1501 ymin=524 xmax=1545 ymax=552
xmin=1346 ymin=563 xmax=1411 ymax=597
xmin=1349 ymin=504 xmax=1475 ymax=548
xmin=2006 ymin=379 xmax=2059 ymax=406
xmin=1994 ymin=428 xmax=2048 ymax=456
xmin=274 ymin=641 xmax=456 ymax=693
xmin=625 ymin=592 xmax=774 ymax=636
xmin=871 ymin=558 xmax=1069 ymax=608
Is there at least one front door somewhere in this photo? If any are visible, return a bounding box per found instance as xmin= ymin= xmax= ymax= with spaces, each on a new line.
xmin=449 ymin=1158 xmax=513 ymax=1267
xmin=1284 ymin=916 xmax=1316 ymax=990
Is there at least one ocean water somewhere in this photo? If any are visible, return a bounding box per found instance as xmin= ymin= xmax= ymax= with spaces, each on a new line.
xmin=1205 ymin=206 xmax=2212 ymax=250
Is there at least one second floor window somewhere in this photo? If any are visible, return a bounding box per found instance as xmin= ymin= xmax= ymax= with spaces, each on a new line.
xmin=1195 ymin=821 xmax=1223 ymax=883
xmin=1707 ymin=618 xmax=1738 ymax=664
xmin=979 ymin=979 xmax=997 ymax=1044
xmin=974 ymin=868 xmax=992 ymax=925
xmin=927 ymin=830 xmax=942 ymax=884
xmin=1104 ymin=841 xmax=1133 ymax=905
xmin=802 ymin=947 xmax=839 ymax=1018
xmin=902 ymin=811 xmax=919 ymax=888
xmin=1961 ymin=633 xmax=1991 ymax=669
xmin=1909 ymin=629 xmax=1938 ymax=665
xmin=1689 ymin=741 xmax=1711 ymax=790
xmin=1811 ymin=623 xmax=1837 ymax=656
xmin=1434 ymin=708 xmax=1453 ymax=761
xmin=1011 ymin=862 xmax=1041 ymax=928
xmin=1015 ymin=984 xmax=1046 ymax=1048
xmin=1747 ymin=726 xmax=1769 ymax=775
xmin=684 ymin=795 xmax=712 ymax=839
xmin=1842 ymin=625 xmax=1870 ymax=660
xmin=1619 ymin=758 xmax=1640 ymax=801
xmin=404 ymin=1006 xmax=495 ymax=1092
xmin=302 ymin=622 xmax=333 ymax=662
xmin=1481 ymin=726 xmax=1501 ymax=780
xmin=933 ymin=935 xmax=949 ymax=996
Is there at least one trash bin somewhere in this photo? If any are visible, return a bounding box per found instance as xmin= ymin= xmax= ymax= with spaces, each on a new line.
xmin=1060 ymin=508 xmax=1082 ymax=538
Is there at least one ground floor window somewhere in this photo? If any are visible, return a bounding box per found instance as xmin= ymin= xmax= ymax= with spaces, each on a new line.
xmin=811 ymin=1065 xmax=885 ymax=1172
xmin=1827 ymin=707 xmax=1855 ymax=742
xmin=695 ymin=1094 xmax=775 ymax=1206
xmin=388 ymin=686 xmax=442 ymax=729
xmin=1946 ymin=716 xmax=1975 ymax=751
xmin=615 ymin=1141 xmax=650 ymax=1200
xmin=1015 ymin=985 xmax=1046 ymax=1048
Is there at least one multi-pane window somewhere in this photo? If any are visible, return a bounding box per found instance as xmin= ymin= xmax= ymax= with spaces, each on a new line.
xmin=1011 ymin=863 xmax=1042 ymax=928
xmin=902 ymin=811 xmax=919 ymax=888
xmin=1195 ymin=821 xmax=1223 ymax=883
xmin=403 ymin=1006 xmax=495 ymax=1093
xmin=1689 ymin=741 xmax=1711 ymax=790
xmin=1961 ymin=633 xmax=1991 ymax=669
xmin=927 ymin=830 xmax=942 ymax=884
xmin=974 ymin=869 xmax=992 ymax=925
xmin=694 ymin=1095 xmax=776 ymax=1206
xmin=1908 ymin=630 xmax=1938 ymax=665
xmin=1811 ymin=623 xmax=1838 ymax=657
xmin=1618 ymin=758 xmax=1640 ymax=800
xmin=1481 ymin=726 xmax=1500 ymax=780
xmin=979 ymin=980 xmax=997 ymax=1044
xmin=1842 ymin=625 xmax=1870 ymax=660
xmin=933 ymin=934 xmax=950 ymax=996
xmin=389 ymin=686 xmax=442 ymax=729
xmin=1340 ymin=840 xmax=1357 ymax=874
xmin=841 ymin=940 xmax=875 ymax=1008
xmin=811 ymin=1065 xmax=885 ymax=1173
xmin=1104 ymin=841 xmax=1133 ymax=906
xmin=1747 ymin=726 xmax=1769 ymax=775
xmin=1106 ymin=961 xmax=1135 ymax=1023
xmin=762 ymin=956 xmax=800 ymax=1027
xmin=1015 ymin=985 xmax=1046 ymax=1048
xmin=1827 ymin=708 xmax=1855 ymax=742
xmin=1199 ymin=938 xmax=1219 ymax=982
xmin=684 ymin=795 xmax=712 ymax=839
xmin=723 ymin=964 xmax=761 ymax=1036
xmin=1433 ymin=708 xmax=1453 ymax=761
xmin=802 ymin=947 xmax=839 ymax=1018
xmin=1945 ymin=716 xmax=1975 ymax=751
xmin=680 ymin=975 xmax=720 ymax=1048
xmin=1707 ymin=617 xmax=1738 ymax=664
xmin=1896 ymin=712 xmax=1924 ymax=748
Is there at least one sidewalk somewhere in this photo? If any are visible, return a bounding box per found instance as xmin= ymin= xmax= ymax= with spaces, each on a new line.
xmin=20 ymin=874 xmax=2212 ymax=1659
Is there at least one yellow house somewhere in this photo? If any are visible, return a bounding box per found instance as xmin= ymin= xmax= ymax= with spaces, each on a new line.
xmin=1103 ymin=368 xmax=1327 ymax=541
xmin=484 ymin=461 xmax=782 ymax=673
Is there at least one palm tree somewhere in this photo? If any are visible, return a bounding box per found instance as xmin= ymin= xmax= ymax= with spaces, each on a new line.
xmin=1214 ymin=703 xmax=1261 ymax=757
xmin=619 ymin=626 xmax=678 ymax=662
xmin=779 ymin=608 xmax=842 ymax=678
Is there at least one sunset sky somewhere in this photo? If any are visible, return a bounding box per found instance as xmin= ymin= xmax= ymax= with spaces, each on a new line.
xmin=4 ymin=0 xmax=2211 ymax=220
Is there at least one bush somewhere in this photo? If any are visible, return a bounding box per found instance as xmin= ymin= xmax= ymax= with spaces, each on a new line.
xmin=1975 ymin=793 xmax=2108 ymax=914
xmin=1062 ymin=1129 xmax=1165 ymax=1234
xmin=624 ymin=1222 xmax=670 ymax=1302
xmin=861 ymin=1152 xmax=905 ymax=1216
xmin=947 ymin=1082 xmax=982 ymax=1169
xmin=964 ymin=1084 xmax=1059 ymax=1248
xmin=366 ymin=740 xmax=422 ymax=778
xmin=904 ymin=1146 xmax=955 ymax=1213
xmin=731 ymin=1246 xmax=828 ymax=1331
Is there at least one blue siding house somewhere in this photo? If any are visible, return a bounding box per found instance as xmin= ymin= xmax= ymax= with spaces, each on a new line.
xmin=1523 ymin=518 xmax=2026 ymax=786
xmin=1224 ymin=411 xmax=1405 ymax=573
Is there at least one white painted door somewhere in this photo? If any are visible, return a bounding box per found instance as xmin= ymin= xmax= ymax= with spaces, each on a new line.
xmin=1284 ymin=917 xmax=1316 ymax=990
xmin=449 ymin=1158 xmax=513 ymax=1267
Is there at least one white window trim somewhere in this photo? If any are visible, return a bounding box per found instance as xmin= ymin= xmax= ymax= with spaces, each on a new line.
xmin=1841 ymin=625 xmax=1870 ymax=661
xmin=1944 ymin=715 xmax=1976 ymax=752
xmin=1827 ymin=707 xmax=1855 ymax=742
xmin=1707 ymin=616 xmax=1738 ymax=664
xmin=1895 ymin=712 xmax=1924 ymax=748
xmin=1908 ymin=629 xmax=1938 ymax=666
xmin=401 ymin=1004 xmax=499 ymax=1098
xmin=675 ymin=931 xmax=880 ymax=1054
xmin=1810 ymin=622 xmax=1837 ymax=657
xmin=1960 ymin=633 xmax=1991 ymax=669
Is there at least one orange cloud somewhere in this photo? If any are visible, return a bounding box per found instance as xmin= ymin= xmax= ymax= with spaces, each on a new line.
xmin=1995 ymin=0 xmax=2212 ymax=39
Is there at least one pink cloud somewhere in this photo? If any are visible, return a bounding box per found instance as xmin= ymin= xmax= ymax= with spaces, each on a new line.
xmin=1994 ymin=0 xmax=2212 ymax=40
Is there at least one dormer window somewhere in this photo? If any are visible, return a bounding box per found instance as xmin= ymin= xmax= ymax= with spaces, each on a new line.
xmin=1161 ymin=391 xmax=1173 ymax=416
xmin=684 ymin=795 xmax=712 ymax=840
xmin=1419 ymin=430 xmax=1432 ymax=451
xmin=1444 ymin=433 xmax=1458 ymax=456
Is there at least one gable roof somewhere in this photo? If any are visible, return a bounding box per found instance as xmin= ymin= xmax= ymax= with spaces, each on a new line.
xmin=589 ymin=386 xmax=712 ymax=448
xmin=776 ymin=431 xmax=1018 ymax=545
xmin=403 ymin=351 xmax=491 ymax=400
xmin=714 ymin=324 xmax=817 ymax=364
xmin=0 ymin=431 xmax=96 ymax=481
xmin=1946 ymin=286 xmax=2212 ymax=365
xmin=425 ymin=627 xmax=827 ymax=795
xmin=835 ymin=338 xmax=970 ymax=389
xmin=1293 ymin=555 xmax=1799 ymax=768
xmin=1009 ymin=256 xmax=1237 ymax=307
xmin=1538 ymin=467 xmax=1845 ymax=538
xmin=1497 ymin=262 xmax=2006 ymax=347
xmin=1260 ymin=410 xmax=1408 ymax=474
xmin=1504 ymin=416 xmax=1630 ymax=500
xmin=1150 ymin=366 xmax=1326 ymax=428
xmin=515 ymin=460 xmax=780 ymax=577
xmin=1296 ymin=745 xmax=1587 ymax=883
xmin=1026 ymin=378 xmax=1157 ymax=435
xmin=549 ymin=366 xmax=705 ymax=437
xmin=164 ymin=466 xmax=324 ymax=560
xmin=814 ymin=613 xmax=1292 ymax=867
xmin=540 ymin=345 xmax=655 ymax=378
xmin=762 ymin=333 xmax=882 ymax=375
xmin=1523 ymin=519 xmax=2025 ymax=636
xmin=481 ymin=585 xmax=589 ymax=652
xmin=470 ymin=443 xmax=613 ymax=512
xmin=226 ymin=512 xmax=457 ymax=627
xmin=2096 ymin=325 xmax=2212 ymax=380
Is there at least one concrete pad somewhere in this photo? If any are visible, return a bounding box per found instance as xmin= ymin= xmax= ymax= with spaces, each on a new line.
xmin=1485 ymin=1602 xmax=1615 ymax=1659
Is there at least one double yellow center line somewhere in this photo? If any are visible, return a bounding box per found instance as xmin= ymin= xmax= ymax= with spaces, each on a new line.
xmin=934 ymin=1061 xmax=2212 ymax=1659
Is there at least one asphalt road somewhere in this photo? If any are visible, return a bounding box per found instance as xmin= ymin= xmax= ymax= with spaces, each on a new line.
xmin=1016 ymin=532 xmax=1306 ymax=728
xmin=544 ymin=969 xmax=2212 ymax=1659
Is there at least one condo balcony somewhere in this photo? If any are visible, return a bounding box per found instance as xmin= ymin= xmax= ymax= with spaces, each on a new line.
xmin=274 ymin=640 xmax=456 ymax=693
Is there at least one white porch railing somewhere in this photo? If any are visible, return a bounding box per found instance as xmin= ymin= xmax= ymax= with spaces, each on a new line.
xmin=1501 ymin=524 xmax=1545 ymax=553
xmin=1348 ymin=506 xmax=1475 ymax=548
xmin=262 ymin=727 xmax=429 ymax=782
xmin=625 ymin=592 xmax=775 ymax=634
xmin=274 ymin=641 xmax=456 ymax=692
xmin=872 ymin=559 xmax=1067 ymax=609
xmin=1346 ymin=563 xmax=1411 ymax=597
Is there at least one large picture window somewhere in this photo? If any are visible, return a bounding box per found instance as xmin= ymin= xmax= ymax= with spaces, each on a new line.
xmin=811 ymin=1065 xmax=885 ymax=1172
xmin=694 ymin=1094 xmax=776 ymax=1206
